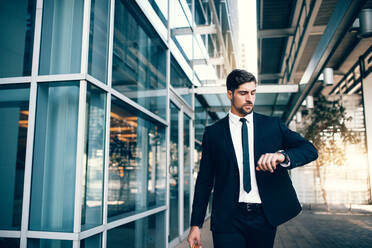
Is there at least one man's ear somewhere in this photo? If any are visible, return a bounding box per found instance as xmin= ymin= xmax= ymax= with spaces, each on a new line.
xmin=227 ymin=90 xmax=232 ymax=100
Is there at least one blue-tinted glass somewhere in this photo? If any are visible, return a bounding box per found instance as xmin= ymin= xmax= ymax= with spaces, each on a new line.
xmin=88 ymin=0 xmax=110 ymax=83
xmin=170 ymin=0 xmax=193 ymax=64
xmin=108 ymin=97 xmax=166 ymax=221
xmin=28 ymin=239 xmax=72 ymax=248
xmin=81 ymin=84 xmax=106 ymax=231
xmin=0 ymin=84 xmax=30 ymax=230
xmin=81 ymin=233 xmax=102 ymax=248
xmin=0 ymin=238 xmax=20 ymax=248
xmin=29 ymin=82 xmax=79 ymax=232
xmin=0 ymin=0 xmax=35 ymax=77
xmin=170 ymin=57 xmax=192 ymax=106
xmin=192 ymin=0 xmax=206 ymax=26
xmin=184 ymin=114 xmax=191 ymax=231
xmin=107 ymin=212 xmax=165 ymax=248
xmin=148 ymin=0 xmax=168 ymax=26
xmin=112 ymin=0 xmax=167 ymax=119
xmin=147 ymin=121 xmax=167 ymax=208
xmin=169 ymin=103 xmax=179 ymax=241
xmin=39 ymin=0 xmax=84 ymax=75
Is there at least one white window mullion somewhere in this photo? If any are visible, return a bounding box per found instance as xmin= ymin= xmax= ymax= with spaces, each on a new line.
xmin=178 ymin=108 xmax=184 ymax=238
xmin=20 ymin=0 xmax=44 ymax=246
xmin=80 ymin=0 xmax=92 ymax=75
xmin=72 ymin=80 xmax=88 ymax=248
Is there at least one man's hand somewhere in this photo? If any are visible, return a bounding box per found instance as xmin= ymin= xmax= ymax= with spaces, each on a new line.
xmin=256 ymin=152 xmax=285 ymax=173
xmin=187 ymin=226 xmax=202 ymax=248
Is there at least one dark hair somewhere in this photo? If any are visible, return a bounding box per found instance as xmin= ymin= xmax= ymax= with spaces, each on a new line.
xmin=226 ymin=69 xmax=257 ymax=91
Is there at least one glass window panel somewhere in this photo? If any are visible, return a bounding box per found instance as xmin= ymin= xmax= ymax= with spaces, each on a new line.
xmin=0 ymin=0 xmax=35 ymax=77
xmin=88 ymin=0 xmax=111 ymax=84
xmin=0 ymin=84 xmax=30 ymax=230
xmin=170 ymin=0 xmax=193 ymax=64
xmin=107 ymin=211 xmax=165 ymax=248
xmin=28 ymin=239 xmax=72 ymax=248
xmin=0 ymin=238 xmax=20 ymax=248
xmin=183 ymin=114 xmax=191 ymax=231
xmin=148 ymin=0 xmax=168 ymax=26
xmin=192 ymin=0 xmax=207 ymax=26
xmin=81 ymin=233 xmax=102 ymax=248
xmin=169 ymin=103 xmax=179 ymax=241
xmin=108 ymin=97 xmax=166 ymax=221
xmin=39 ymin=0 xmax=84 ymax=75
xmin=29 ymin=82 xmax=79 ymax=232
xmin=81 ymin=84 xmax=106 ymax=231
xmin=171 ymin=57 xmax=192 ymax=106
xmin=147 ymin=122 xmax=167 ymax=209
xmin=193 ymin=142 xmax=202 ymax=181
xmin=112 ymin=0 xmax=167 ymax=119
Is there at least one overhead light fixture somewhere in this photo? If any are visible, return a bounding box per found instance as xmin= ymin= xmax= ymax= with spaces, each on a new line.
xmin=350 ymin=9 xmax=372 ymax=38
xmin=359 ymin=9 xmax=372 ymax=38
xmin=323 ymin=67 xmax=334 ymax=85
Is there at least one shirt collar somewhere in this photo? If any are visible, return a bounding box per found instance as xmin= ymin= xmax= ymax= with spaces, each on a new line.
xmin=229 ymin=110 xmax=253 ymax=124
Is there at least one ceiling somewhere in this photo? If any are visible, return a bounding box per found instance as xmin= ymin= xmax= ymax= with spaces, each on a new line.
xmin=194 ymin=0 xmax=372 ymax=141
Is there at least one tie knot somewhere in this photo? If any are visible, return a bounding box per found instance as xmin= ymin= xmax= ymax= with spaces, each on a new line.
xmin=240 ymin=118 xmax=247 ymax=123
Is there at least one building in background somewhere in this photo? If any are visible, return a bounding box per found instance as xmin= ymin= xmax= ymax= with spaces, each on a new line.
xmin=255 ymin=0 xmax=372 ymax=206
xmin=240 ymin=43 xmax=247 ymax=69
xmin=0 ymin=0 xmax=238 ymax=247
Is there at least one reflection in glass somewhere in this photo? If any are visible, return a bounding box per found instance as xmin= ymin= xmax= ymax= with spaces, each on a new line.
xmin=28 ymin=239 xmax=72 ymax=248
xmin=81 ymin=233 xmax=102 ymax=248
xmin=0 ymin=85 xmax=29 ymax=230
xmin=193 ymin=142 xmax=202 ymax=182
xmin=170 ymin=0 xmax=193 ymax=63
xmin=107 ymin=212 xmax=165 ymax=248
xmin=184 ymin=114 xmax=191 ymax=231
xmin=0 ymin=0 xmax=35 ymax=77
xmin=112 ymin=0 xmax=167 ymax=119
xmin=81 ymin=84 xmax=106 ymax=231
xmin=108 ymin=97 xmax=166 ymax=221
xmin=88 ymin=0 xmax=111 ymax=83
xmin=30 ymin=82 xmax=79 ymax=232
xmin=171 ymin=57 xmax=192 ymax=106
xmin=0 ymin=238 xmax=19 ymax=248
xmin=169 ymin=103 xmax=179 ymax=241
xmin=39 ymin=0 xmax=84 ymax=75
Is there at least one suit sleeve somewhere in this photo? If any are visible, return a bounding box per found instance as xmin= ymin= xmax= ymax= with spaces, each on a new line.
xmin=278 ymin=118 xmax=318 ymax=169
xmin=190 ymin=127 xmax=215 ymax=228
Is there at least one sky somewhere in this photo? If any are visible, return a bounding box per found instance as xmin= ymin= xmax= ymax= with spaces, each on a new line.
xmin=237 ymin=0 xmax=258 ymax=77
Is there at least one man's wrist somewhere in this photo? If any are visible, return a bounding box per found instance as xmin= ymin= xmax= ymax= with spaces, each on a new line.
xmin=277 ymin=150 xmax=290 ymax=166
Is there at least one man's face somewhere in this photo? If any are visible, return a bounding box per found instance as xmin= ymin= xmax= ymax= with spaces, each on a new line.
xmin=227 ymin=81 xmax=256 ymax=116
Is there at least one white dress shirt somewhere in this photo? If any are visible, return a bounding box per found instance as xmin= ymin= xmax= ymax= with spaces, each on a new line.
xmin=229 ymin=110 xmax=262 ymax=203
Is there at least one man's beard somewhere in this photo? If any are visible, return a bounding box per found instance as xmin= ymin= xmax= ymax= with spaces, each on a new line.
xmin=237 ymin=104 xmax=254 ymax=115
xmin=232 ymin=99 xmax=254 ymax=115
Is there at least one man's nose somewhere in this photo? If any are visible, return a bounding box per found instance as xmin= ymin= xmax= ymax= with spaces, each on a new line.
xmin=245 ymin=94 xmax=253 ymax=101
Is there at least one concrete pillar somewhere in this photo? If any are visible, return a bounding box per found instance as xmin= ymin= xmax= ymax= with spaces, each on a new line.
xmin=362 ymin=73 xmax=372 ymax=202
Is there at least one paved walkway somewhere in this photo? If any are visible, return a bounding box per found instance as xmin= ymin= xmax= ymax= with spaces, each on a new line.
xmin=176 ymin=205 xmax=372 ymax=248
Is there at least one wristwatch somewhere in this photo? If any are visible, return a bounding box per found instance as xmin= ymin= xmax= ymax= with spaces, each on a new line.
xmin=277 ymin=150 xmax=290 ymax=164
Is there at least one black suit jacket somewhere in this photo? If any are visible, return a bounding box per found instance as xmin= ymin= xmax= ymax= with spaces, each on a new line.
xmin=190 ymin=112 xmax=318 ymax=232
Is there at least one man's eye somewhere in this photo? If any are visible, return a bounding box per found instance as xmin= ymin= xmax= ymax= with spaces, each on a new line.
xmin=240 ymin=91 xmax=247 ymax=95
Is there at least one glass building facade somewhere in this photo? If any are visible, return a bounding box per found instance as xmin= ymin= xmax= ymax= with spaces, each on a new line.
xmin=0 ymin=0 xmax=237 ymax=247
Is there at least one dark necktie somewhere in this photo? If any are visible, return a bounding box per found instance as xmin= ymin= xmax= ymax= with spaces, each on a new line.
xmin=240 ymin=118 xmax=251 ymax=193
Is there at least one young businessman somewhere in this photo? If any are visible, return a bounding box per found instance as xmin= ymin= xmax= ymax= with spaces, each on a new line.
xmin=187 ymin=69 xmax=318 ymax=248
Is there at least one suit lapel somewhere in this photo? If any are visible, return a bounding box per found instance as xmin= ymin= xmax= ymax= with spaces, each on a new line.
xmin=253 ymin=112 xmax=263 ymax=166
xmin=222 ymin=115 xmax=239 ymax=167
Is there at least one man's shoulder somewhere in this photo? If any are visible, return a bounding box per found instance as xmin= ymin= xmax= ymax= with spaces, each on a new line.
xmin=254 ymin=112 xmax=279 ymax=121
xmin=203 ymin=115 xmax=227 ymax=134
xmin=207 ymin=115 xmax=227 ymax=128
